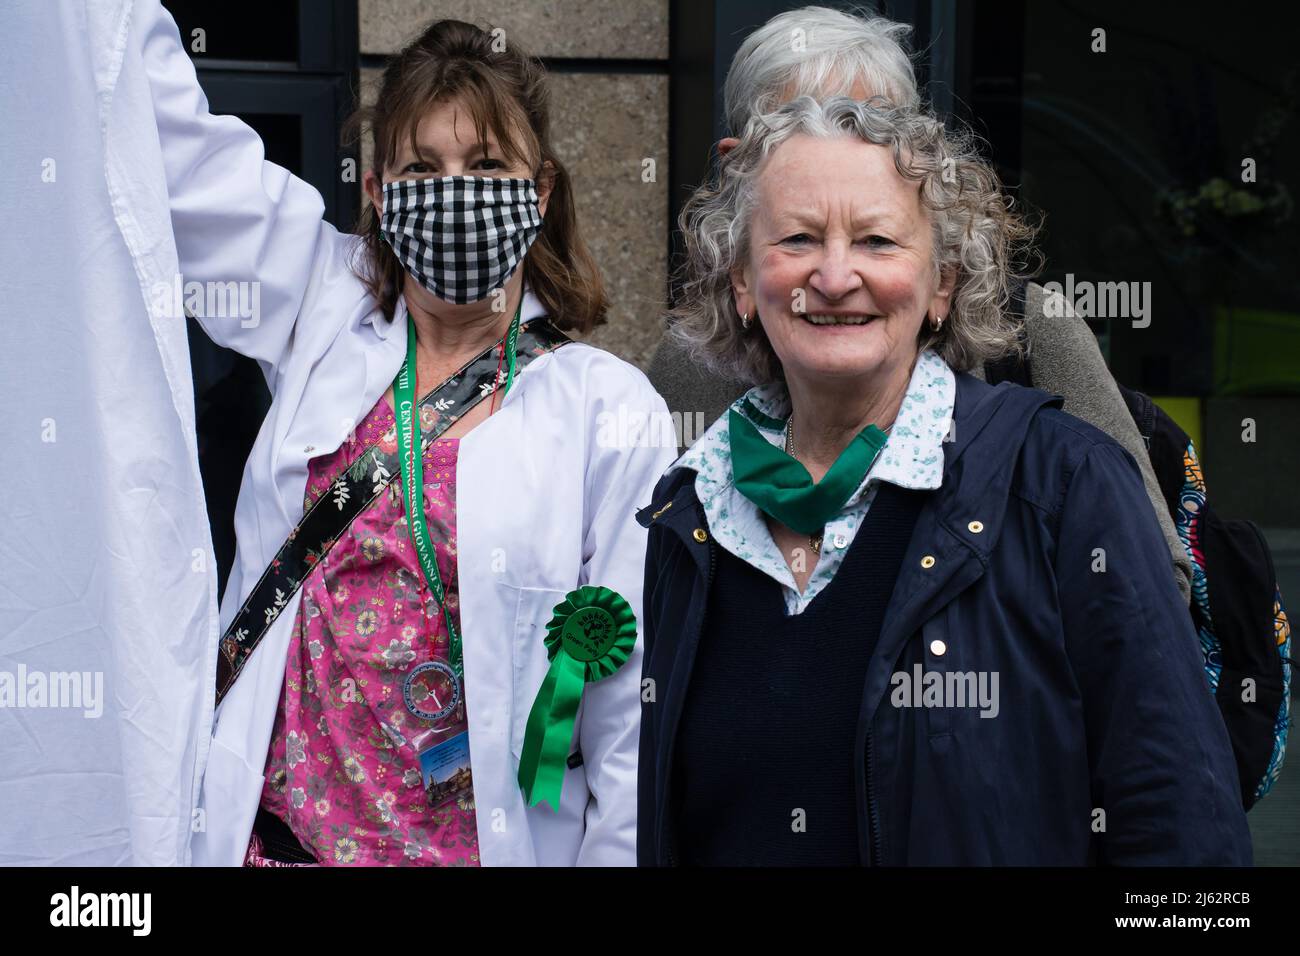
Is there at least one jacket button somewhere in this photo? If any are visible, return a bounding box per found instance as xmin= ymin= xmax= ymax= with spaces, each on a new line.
xmin=930 ymin=639 xmax=947 ymax=656
xmin=967 ymin=520 xmax=984 ymax=533
xmin=692 ymin=528 xmax=708 ymax=543
xmin=920 ymin=555 xmax=936 ymax=569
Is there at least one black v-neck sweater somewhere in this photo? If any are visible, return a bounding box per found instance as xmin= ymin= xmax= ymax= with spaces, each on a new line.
xmin=672 ymin=481 xmax=927 ymax=866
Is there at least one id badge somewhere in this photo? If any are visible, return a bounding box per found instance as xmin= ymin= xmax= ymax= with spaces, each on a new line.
xmin=403 ymin=661 xmax=473 ymax=807
xmin=417 ymin=732 xmax=473 ymax=806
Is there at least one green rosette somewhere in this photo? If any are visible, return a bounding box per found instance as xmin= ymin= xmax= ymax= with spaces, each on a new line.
xmin=516 ymin=585 xmax=637 ymax=811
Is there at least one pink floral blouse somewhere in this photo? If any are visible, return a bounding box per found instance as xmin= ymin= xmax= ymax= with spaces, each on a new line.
xmin=254 ymin=393 xmax=480 ymax=866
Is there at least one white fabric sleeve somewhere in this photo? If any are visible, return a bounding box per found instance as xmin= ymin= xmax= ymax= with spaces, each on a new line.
xmin=134 ymin=0 xmax=356 ymax=388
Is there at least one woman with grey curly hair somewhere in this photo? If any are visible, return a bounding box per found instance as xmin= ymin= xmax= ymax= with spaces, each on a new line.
xmin=670 ymin=95 xmax=1034 ymax=384
xmin=634 ymin=95 xmax=1248 ymax=866
xmin=648 ymin=4 xmax=1192 ymax=607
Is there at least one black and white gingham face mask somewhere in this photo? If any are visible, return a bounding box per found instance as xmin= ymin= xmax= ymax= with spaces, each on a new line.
xmin=380 ymin=176 xmax=544 ymax=304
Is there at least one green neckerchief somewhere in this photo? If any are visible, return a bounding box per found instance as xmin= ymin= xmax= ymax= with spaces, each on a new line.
xmin=394 ymin=302 xmax=521 ymax=677
xmin=728 ymin=397 xmax=888 ymax=536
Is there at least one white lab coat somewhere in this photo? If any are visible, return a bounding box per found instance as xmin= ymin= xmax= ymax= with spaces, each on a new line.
xmin=122 ymin=0 xmax=675 ymax=865
xmin=0 ymin=0 xmax=217 ymax=866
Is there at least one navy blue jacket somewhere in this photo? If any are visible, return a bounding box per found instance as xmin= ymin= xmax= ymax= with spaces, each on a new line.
xmin=635 ymin=372 xmax=1251 ymax=866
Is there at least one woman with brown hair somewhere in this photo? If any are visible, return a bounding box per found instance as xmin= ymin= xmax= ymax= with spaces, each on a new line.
xmin=133 ymin=5 xmax=672 ymax=865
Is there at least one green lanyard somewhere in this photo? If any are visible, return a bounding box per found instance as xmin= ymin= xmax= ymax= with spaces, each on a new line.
xmin=394 ymin=303 xmax=521 ymax=677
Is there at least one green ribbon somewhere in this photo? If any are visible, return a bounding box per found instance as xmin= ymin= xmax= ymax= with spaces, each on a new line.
xmin=517 ymin=585 xmax=637 ymax=811
xmin=728 ymin=400 xmax=888 ymax=536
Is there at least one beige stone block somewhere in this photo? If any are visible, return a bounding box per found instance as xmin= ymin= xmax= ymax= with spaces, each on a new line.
xmin=357 ymin=67 xmax=383 ymax=184
xmin=353 ymin=68 xmax=668 ymax=371
xmin=549 ymin=73 xmax=668 ymax=370
xmin=360 ymin=0 xmax=668 ymax=60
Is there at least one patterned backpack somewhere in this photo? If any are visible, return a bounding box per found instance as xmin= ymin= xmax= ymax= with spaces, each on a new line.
xmin=1117 ymin=386 xmax=1291 ymax=808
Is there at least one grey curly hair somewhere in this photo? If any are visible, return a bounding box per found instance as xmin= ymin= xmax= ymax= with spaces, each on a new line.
xmin=668 ymin=95 xmax=1038 ymax=385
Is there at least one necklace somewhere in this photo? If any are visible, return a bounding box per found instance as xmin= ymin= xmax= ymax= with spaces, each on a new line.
xmin=784 ymin=413 xmax=893 ymax=555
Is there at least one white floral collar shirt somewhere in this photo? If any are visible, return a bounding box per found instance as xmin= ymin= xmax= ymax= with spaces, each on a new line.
xmin=672 ymin=349 xmax=955 ymax=615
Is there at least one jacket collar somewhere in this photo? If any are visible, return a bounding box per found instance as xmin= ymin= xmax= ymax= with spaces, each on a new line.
xmin=929 ymin=371 xmax=1063 ymax=560
xmin=637 ymin=369 xmax=1059 ymax=526
xmin=638 ymin=369 xmax=1066 ymax=708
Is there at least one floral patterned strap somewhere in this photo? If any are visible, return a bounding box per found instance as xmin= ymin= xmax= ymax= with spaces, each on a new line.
xmin=214 ymin=317 xmax=571 ymax=705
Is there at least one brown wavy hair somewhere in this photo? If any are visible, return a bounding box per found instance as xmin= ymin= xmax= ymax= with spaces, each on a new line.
xmin=345 ymin=19 xmax=607 ymax=332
